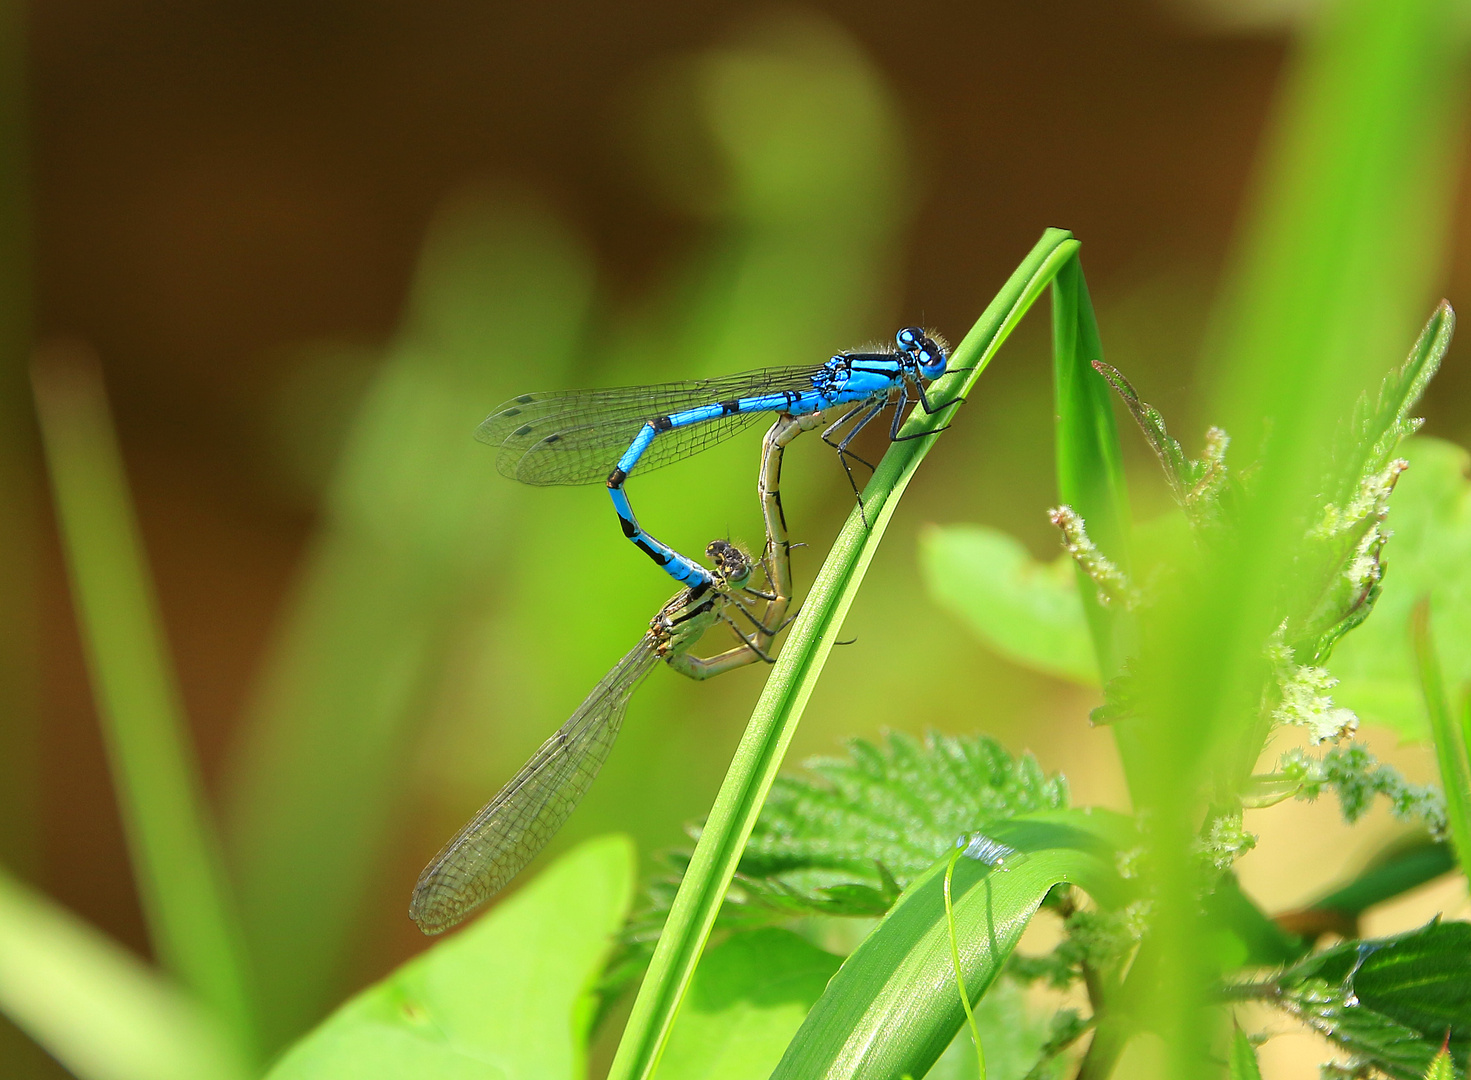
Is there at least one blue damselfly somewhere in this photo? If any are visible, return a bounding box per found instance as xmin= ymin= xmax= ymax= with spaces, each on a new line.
xmin=410 ymin=415 xmax=808 ymax=933
xmin=477 ymin=327 xmax=951 ymax=588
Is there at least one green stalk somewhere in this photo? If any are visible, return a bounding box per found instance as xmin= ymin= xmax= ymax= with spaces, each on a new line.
xmin=31 ymin=348 xmax=257 ymax=1065
xmin=607 ymin=228 xmax=1080 ymax=1080
xmin=1411 ymin=600 xmax=1471 ymax=876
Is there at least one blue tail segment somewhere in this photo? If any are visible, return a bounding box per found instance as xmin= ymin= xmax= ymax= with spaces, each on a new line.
xmin=606 ymin=468 xmax=712 ymax=588
xmin=481 ymin=327 xmax=949 ymax=586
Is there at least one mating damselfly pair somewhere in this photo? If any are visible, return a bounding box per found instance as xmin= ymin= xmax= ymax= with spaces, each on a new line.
xmin=411 ymin=327 xmax=952 ymax=933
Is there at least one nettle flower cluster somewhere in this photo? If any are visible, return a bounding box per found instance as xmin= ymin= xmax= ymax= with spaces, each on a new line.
xmin=1051 ymin=352 xmax=1448 ymax=871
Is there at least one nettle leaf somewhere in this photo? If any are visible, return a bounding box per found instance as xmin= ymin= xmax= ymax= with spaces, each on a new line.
xmin=1325 ymin=301 xmax=1451 ymax=513
xmin=1331 ymin=437 xmax=1471 ymax=740
xmin=919 ymin=524 xmax=1097 ymax=685
xmin=1287 ymin=307 xmax=1451 ymax=666
xmin=1425 ymin=1046 xmax=1457 ymax=1080
xmin=607 ymin=733 xmax=1069 ymax=996
xmin=1092 ymin=360 xmax=1231 ymax=526
xmin=1228 ymin=1026 xmax=1264 ymax=1080
xmin=738 ymin=731 xmax=1069 ymax=884
xmin=1263 ymin=920 xmax=1471 ymax=1079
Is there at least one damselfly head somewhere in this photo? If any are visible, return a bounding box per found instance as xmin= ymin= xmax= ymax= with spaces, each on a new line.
xmin=705 ymin=538 xmax=754 ymax=590
xmin=896 ymin=326 xmax=948 ymax=380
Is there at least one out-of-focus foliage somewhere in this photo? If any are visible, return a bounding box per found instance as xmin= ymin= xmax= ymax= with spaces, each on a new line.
xmin=1411 ymin=603 xmax=1471 ymax=885
xmin=222 ymin=194 xmax=595 ymax=1051
xmin=31 ymin=351 xmax=257 ymax=1065
xmin=9 ymin=0 xmax=1471 ymax=1074
xmin=0 ymin=866 xmax=248 ymax=1080
xmin=919 ymin=525 xmax=1097 ymax=685
xmin=263 ymin=836 xmax=633 ymax=1080
xmin=1332 ymin=437 xmax=1471 ymax=738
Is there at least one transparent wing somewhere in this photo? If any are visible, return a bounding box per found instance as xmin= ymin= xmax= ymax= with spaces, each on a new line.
xmin=409 ymin=638 xmax=661 ymax=933
xmin=476 ymin=364 xmax=830 ymax=486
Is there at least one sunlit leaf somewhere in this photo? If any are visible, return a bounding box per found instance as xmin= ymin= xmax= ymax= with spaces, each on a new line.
xmin=919 ymin=525 xmax=1096 ymax=685
xmin=658 ymin=929 xmax=841 ymax=1080
xmin=265 ymin=835 xmax=634 ymax=1080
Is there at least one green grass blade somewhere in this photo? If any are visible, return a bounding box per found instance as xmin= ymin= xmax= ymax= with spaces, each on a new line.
xmin=29 ymin=348 xmax=257 ymax=1063
xmin=606 ymin=228 xmax=1079 ymax=1080
xmin=0 ymin=866 xmax=249 ymax=1080
xmin=1411 ymin=601 xmax=1471 ymax=877
xmin=769 ymin=811 xmax=1132 ymax=1079
xmin=1051 ymin=252 xmax=1132 ymax=679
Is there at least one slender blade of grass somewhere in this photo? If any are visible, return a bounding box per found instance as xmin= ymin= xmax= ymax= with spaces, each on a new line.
xmin=0 ymin=866 xmax=249 ymax=1080
xmin=1411 ymin=601 xmax=1471 ymax=878
xmin=1051 ymin=254 xmax=1132 ymax=678
xmin=30 ymin=346 xmax=257 ymax=1064
xmin=607 ymin=228 xmax=1079 ymax=1080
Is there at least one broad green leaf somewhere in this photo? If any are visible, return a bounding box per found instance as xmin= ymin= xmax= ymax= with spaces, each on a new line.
xmin=770 ymin=810 xmax=1132 ymax=1080
xmin=30 ymin=351 xmax=257 ymax=1061
xmin=659 ymin=929 xmax=841 ymax=1080
xmin=1227 ymin=1027 xmax=1263 ymax=1080
xmin=1332 ymin=437 xmax=1471 ymax=739
xmin=266 ymin=835 xmax=633 ymax=1080
xmin=607 ymin=229 xmax=1082 ymax=1080
xmin=1267 ymin=920 xmax=1471 ymax=1078
xmin=0 ymin=866 xmax=248 ymax=1080
xmin=919 ymin=525 xmax=1096 ymax=685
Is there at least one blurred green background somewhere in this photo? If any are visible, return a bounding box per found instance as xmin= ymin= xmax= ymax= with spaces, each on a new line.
xmin=5 ymin=1 xmax=1471 ymax=1077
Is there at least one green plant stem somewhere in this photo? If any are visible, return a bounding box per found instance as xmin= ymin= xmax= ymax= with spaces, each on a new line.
xmin=607 ymin=228 xmax=1081 ymax=1080
xmin=943 ymin=847 xmax=986 ymax=1080
xmin=30 ymin=346 xmax=257 ymax=1065
xmin=1411 ymin=599 xmax=1471 ymax=875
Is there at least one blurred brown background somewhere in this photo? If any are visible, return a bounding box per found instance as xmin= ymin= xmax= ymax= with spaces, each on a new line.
xmin=11 ymin=0 xmax=1471 ymax=1074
